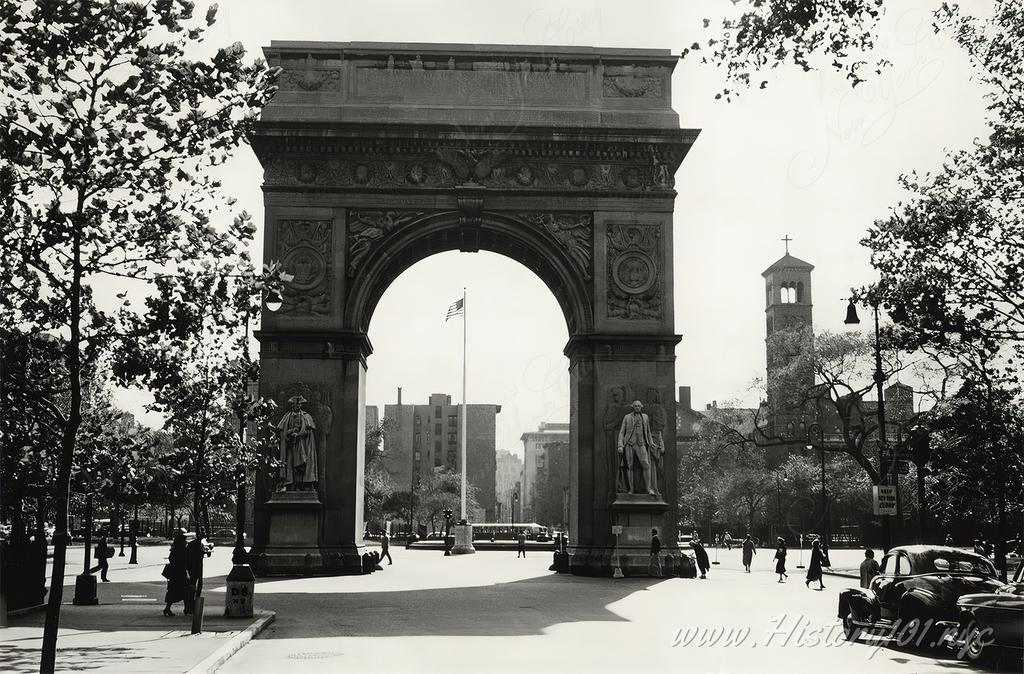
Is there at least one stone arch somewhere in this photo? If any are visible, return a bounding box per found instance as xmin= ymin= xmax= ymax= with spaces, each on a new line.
xmin=345 ymin=211 xmax=593 ymax=335
xmin=249 ymin=41 xmax=699 ymax=578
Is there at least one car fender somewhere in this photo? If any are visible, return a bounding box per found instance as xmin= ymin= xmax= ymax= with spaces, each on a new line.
xmin=839 ymin=588 xmax=878 ymax=621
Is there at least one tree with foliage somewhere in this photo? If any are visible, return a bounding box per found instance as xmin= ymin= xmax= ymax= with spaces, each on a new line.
xmin=414 ymin=469 xmax=481 ymax=535
xmin=864 ymin=3 xmax=1024 ymax=382
xmin=927 ymin=379 xmax=1024 ymax=581
xmin=116 ymin=236 xmax=280 ymax=536
xmin=363 ymin=417 xmax=397 ymax=531
xmin=0 ymin=2 xmax=275 ymax=669
xmin=689 ymin=0 xmax=889 ymax=99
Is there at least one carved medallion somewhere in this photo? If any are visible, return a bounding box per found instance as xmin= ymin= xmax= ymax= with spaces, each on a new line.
xmin=606 ymin=223 xmax=663 ymax=321
xmin=278 ymin=220 xmax=332 ymax=316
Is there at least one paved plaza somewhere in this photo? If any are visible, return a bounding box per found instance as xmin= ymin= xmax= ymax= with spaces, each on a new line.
xmin=1 ymin=541 xmax=1010 ymax=673
xmin=223 ymin=546 xmax=993 ymax=674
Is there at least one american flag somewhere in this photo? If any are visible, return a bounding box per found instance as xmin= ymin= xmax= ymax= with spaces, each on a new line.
xmin=445 ymin=298 xmax=464 ymax=321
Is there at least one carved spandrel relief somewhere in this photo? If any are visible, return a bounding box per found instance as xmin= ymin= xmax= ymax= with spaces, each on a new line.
xmin=517 ymin=213 xmax=593 ymax=280
xmin=347 ymin=210 xmax=427 ymax=277
xmin=606 ymin=223 xmax=663 ymax=321
xmin=278 ymin=220 xmax=332 ymax=316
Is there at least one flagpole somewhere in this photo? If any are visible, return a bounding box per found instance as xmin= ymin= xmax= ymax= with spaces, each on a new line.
xmin=461 ymin=287 xmax=467 ymax=521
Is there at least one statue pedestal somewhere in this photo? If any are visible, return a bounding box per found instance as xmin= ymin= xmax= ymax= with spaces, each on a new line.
xmin=605 ymin=494 xmax=686 ymax=577
xmin=253 ymin=491 xmax=323 ymax=575
xmin=451 ymin=524 xmax=476 ymax=555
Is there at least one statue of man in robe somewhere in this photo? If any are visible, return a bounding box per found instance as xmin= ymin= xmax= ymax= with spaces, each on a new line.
xmin=616 ymin=400 xmax=660 ymax=495
xmin=278 ymin=395 xmax=317 ymax=490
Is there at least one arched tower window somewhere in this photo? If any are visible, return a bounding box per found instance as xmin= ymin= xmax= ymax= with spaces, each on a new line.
xmin=780 ymin=282 xmax=796 ymax=304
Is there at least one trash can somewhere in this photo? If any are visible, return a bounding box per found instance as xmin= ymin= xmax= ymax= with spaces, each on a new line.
xmin=224 ymin=564 xmax=255 ymax=618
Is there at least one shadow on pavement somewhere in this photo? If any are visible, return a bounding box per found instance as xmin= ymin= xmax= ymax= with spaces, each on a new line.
xmin=254 ymin=573 xmax=663 ymax=639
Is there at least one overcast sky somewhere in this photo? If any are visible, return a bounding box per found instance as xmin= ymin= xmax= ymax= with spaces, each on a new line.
xmin=114 ymin=0 xmax=991 ymax=458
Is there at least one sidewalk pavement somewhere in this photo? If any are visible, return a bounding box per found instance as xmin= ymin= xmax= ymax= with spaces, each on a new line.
xmin=4 ymin=546 xmax=273 ymax=674
xmin=2 ymin=601 xmax=273 ymax=673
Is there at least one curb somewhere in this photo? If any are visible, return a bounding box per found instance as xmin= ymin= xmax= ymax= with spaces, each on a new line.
xmin=823 ymin=569 xmax=859 ymax=579
xmin=186 ymin=610 xmax=275 ymax=674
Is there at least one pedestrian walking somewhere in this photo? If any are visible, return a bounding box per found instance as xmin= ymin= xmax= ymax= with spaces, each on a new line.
xmin=517 ymin=530 xmax=527 ymax=558
xmin=90 ymin=536 xmax=112 ymax=582
xmin=690 ymin=539 xmax=710 ymax=579
xmin=773 ymin=537 xmax=788 ymax=582
xmin=859 ymin=549 xmax=880 ymax=589
xmin=805 ymin=539 xmax=826 ymax=590
xmin=184 ymin=530 xmax=207 ymax=615
xmin=741 ymin=534 xmax=756 ymax=572
xmin=723 ymin=531 xmax=733 ymax=551
xmin=381 ymin=531 xmax=393 ymax=565
xmin=162 ymin=530 xmax=188 ymax=616
xmin=649 ymin=528 xmax=662 ymax=578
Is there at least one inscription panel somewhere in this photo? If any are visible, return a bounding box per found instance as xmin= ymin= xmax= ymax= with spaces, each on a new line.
xmin=353 ymin=68 xmax=589 ymax=105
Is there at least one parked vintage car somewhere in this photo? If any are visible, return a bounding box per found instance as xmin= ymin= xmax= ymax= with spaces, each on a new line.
xmin=939 ymin=557 xmax=1024 ymax=663
xmin=838 ymin=545 xmax=1003 ymax=644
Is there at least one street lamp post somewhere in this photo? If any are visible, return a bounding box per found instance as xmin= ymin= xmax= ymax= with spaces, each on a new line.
xmin=129 ymin=502 xmax=139 ymax=565
xmin=805 ymin=423 xmax=829 ymax=548
xmin=845 ymin=298 xmax=892 ymax=552
xmin=443 ymin=507 xmax=453 ymax=556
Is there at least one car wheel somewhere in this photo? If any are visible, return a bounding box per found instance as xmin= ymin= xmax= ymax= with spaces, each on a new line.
xmin=960 ymin=622 xmax=988 ymax=662
xmin=843 ymin=617 xmax=861 ymax=642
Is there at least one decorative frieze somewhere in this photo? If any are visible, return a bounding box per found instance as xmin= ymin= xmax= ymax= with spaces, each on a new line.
xmin=264 ymin=155 xmax=675 ymax=192
xmin=606 ymin=223 xmax=663 ymax=321
xmin=277 ymin=220 xmax=333 ymax=317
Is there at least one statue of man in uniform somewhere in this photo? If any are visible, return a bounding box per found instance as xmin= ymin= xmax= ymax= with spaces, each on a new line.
xmin=278 ymin=395 xmax=317 ymax=490
xmin=617 ymin=399 xmax=659 ymax=495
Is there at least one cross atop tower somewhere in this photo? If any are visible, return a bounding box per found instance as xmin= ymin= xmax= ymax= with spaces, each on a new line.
xmin=781 ymin=235 xmax=792 ymax=255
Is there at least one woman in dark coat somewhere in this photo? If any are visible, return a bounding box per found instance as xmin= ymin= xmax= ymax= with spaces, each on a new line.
xmin=805 ymin=539 xmax=825 ymax=590
xmin=773 ymin=537 xmax=788 ymax=582
xmin=690 ymin=539 xmax=710 ymax=579
xmin=163 ymin=530 xmax=188 ymax=616
xmin=741 ymin=535 xmax=756 ymax=572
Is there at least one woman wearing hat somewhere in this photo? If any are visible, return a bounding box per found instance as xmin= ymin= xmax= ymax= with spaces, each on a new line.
xmin=162 ymin=529 xmax=188 ymax=616
xmin=773 ymin=537 xmax=788 ymax=582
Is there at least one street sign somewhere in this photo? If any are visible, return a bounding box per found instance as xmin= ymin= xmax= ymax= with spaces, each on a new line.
xmin=873 ymin=485 xmax=897 ymax=515
xmin=611 ymin=525 xmax=623 ymax=535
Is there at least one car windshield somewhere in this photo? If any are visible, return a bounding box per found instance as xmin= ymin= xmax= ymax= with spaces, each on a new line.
xmin=919 ymin=553 xmax=995 ymax=576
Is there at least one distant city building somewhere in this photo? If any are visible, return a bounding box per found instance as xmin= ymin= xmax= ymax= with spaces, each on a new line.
xmin=383 ymin=392 xmax=500 ymax=521
xmin=494 ymin=449 xmax=523 ymax=523
xmin=519 ymin=421 xmax=569 ymax=522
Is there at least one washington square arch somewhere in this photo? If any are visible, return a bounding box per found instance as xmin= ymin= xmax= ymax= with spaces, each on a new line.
xmin=249 ymin=41 xmax=700 ymax=577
